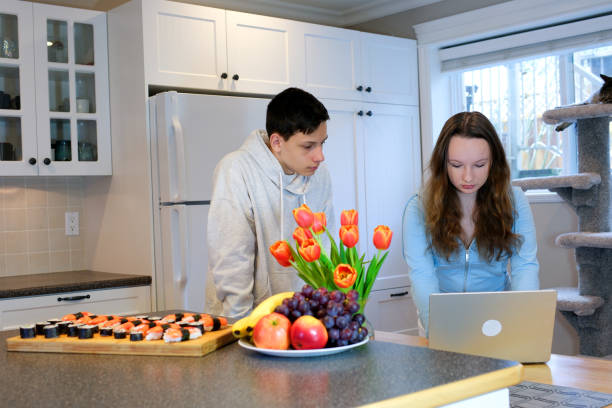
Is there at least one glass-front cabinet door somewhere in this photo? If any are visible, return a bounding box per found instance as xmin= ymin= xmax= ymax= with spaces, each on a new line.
xmin=0 ymin=1 xmax=37 ymax=175
xmin=33 ymin=3 xmax=110 ymax=175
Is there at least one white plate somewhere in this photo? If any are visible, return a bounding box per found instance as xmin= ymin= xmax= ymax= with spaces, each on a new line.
xmin=237 ymin=337 xmax=369 ymax=357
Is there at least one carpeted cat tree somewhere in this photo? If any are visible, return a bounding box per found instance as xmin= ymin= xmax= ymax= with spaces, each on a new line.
xmin=512 ymin=104 xmax=612 ymax=357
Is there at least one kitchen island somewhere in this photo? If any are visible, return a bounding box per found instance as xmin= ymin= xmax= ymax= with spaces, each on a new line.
xmin=1 ymin=328 xmax=521 ymax=407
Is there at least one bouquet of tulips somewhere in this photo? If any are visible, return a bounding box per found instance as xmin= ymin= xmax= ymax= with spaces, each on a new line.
xmin=269 ymin=204 xmax=392 ymax=313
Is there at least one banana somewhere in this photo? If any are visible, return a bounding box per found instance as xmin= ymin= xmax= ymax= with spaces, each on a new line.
xmin=231 ymin=291 xmax=294 ymax=338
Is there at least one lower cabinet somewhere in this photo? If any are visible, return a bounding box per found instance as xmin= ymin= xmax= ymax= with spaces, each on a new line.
xmin=0 ymin=286 xmax=151 ymax=330
xmin=364 ymin=287 xmax=419 ymax=335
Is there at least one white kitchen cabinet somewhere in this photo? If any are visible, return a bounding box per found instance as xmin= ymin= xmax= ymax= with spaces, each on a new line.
xmin=364 ymin=286 xmax=419 ymax=335
xmin=143 ymin=0 xmax=300 ymax=94
xmin=301 ymin=25 xmax=418 ymax=105
xmin=0 ymin=286 xmax=150 ymax=330
xmin=0 ymin=0 xmax=111 ymax=176
xmin=323 ymin=101 xmax=421 ymax=290
xmin=33 ymin=3 xmax=111 ymax=175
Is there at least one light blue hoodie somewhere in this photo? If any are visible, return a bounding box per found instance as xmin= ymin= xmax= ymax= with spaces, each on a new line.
xmin=205 ymin=129 xmax=334 ymax=319
xmin=402 ymin=186 xmax=539 ymax=334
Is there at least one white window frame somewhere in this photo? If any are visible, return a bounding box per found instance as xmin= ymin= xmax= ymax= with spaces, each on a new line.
xmin=414 ymin=0 xmax=612 ymax=203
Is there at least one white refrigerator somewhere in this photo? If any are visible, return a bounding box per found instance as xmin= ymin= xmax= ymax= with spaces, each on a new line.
xmin=148 ymin=91 xmax=270 ymax=312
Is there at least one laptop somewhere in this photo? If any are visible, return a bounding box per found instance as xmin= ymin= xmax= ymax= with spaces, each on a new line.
xmin=428 ymin=290 xmax=557 ymax=363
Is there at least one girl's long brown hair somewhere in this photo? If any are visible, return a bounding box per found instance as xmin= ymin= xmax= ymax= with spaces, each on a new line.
xmin=423 ymin=111 xmax=522 ymax=261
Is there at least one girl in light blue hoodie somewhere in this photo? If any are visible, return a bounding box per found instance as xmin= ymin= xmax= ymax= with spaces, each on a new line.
xmin=403 ymin=112 xmax=539 ymax=336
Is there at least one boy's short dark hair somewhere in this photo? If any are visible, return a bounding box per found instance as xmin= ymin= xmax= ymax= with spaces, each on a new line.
xmin=266 ymin=87 xmax=329 ymax=140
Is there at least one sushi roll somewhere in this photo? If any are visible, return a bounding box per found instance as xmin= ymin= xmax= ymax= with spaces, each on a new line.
xmin=57 ymin=321 xmax=71 ymax=334
xmin=189 ymin=321 xmax=205 ymax=334
xmin=47 ymin=318 xmax=61 ymax=325
xmin=19 ymin=325 xmax=36 ymax=339
xmin=186 ymin=327 xmax=202 ymax=340
xmin=144 ymin=325 xmax=164 ymax=341
xmin=67 ymin=323 xmax=81 ymax=337
xmin=35 ymin=321 xmax=49 ymax=335
xmin=113 ymin=328 xmax=127 ymax=339
xmin=78 ymin=325 xmax=95 ymax=339
xmin=130 ymin=330 xmax=144 ymax=341
xmin=163 ymin=327 xmax=190 ymax=343
xmin=99 ymin=327 xmax=113 ymax=336
xmin=43 ymin=325 xmax=59 ymax=338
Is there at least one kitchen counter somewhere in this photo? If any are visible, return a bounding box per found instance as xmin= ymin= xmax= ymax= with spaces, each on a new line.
xmin=0 ymin=328 xmax=521 ymax=407
xmin=0 ymin=271 xmax=151 ymax=298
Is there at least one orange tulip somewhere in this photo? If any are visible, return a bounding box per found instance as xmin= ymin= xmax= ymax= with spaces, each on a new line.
xmin=340 ymin=209 xmax=358 ymax=226
xmin=298 ymin=239 xmax=321 ymax=263
xmin=269 ymin=240 xmax=294 ymax=267
xmin=333 ymin=264 xmax=357 ymax=288
xmin=293 ymin=204 xmax=314 ymax=228
xmin=292 ymin=227 xmax=313 ymax=246
xmin=312 ymin=212 xmax=327 ymax=234
xmin=373 ymin=225 xmax=393 ymax=250
xmin=339 ymin=225 xmax=359 ymax=248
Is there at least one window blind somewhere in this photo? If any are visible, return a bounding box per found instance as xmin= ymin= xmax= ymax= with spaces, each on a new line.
xmin=439 ymin=13 xmax=612 ymax=72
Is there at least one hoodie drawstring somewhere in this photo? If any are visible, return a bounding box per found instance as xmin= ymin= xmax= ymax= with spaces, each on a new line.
xmin=279 ymin=172 xmax=284 ymax=242
xmin=278 ymin=172 xmax=309 ymax=241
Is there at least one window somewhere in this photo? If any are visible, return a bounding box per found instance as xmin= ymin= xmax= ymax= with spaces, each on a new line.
xmin=457 ymin=44 xmax=612 ymax=180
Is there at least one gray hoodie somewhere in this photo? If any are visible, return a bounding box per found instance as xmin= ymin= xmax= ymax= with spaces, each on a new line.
xmin=205 ymin=129 xmax=334 ymax=318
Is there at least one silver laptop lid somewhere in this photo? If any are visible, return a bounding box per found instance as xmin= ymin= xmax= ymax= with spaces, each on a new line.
xmin=428 ymin=290 xmax=557 ymax=363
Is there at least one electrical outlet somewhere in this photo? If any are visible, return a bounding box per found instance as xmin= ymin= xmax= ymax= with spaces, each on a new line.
xmin=65 ymin=212 xmax=79 ymax=236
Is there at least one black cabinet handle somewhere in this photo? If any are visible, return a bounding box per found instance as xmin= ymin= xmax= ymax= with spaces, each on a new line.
xmin=57 ymin=294 xmax=91 ymax=302
xmin=220 ymin=72 xmax=228 ymax=79
xmin=365 ymin=86 xmax=372 ymax=92
xmin=366 ymin=110 xmax=373 ymax=116
xmin=390 ymin=291 xmax=409 ymax=298
xmin=28 ymin=157 xmax=36 ymax=165
xmin=356 ymin=85 xmax=363 ymax=91
xmin=43 ymin=157 xmax=51 ymax=165
xmin=357 ymin=110 xmax=364 ymax=116
xmin=232 ymin=74 xmax=239 ymax=80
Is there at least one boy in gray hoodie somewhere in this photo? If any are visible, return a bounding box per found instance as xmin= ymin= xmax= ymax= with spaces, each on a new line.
xmin=205 ymin=88 xmax=333 ymax=319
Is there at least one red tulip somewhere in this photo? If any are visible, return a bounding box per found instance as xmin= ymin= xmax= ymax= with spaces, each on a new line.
xmin=293 ymin=204 xmax=314 ymax=228
xmin=269 ymin=240 xmax=293 ymax=267
xmin=339 ymin=225 xmax=359 ymax=248
xmin=312 ymin=212 xmax=327 ymax=234
xmin=340 ymin=209 xmax=358 ymax=226
xmin=373 ymin=225 xmax=393 ymax=250
xmin=298 ymin=239 xmax=321 ymax=262
xmin=292 ymin=227 xmax=313 ymax=246
xmin=333 ymin=264 xmax=357 ymax=288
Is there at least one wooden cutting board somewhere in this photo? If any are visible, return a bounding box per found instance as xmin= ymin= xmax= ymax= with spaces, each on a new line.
xmin=6 ymin=327 xmax=236 ymax=357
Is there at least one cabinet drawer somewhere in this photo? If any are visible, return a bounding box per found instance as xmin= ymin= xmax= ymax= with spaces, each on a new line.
xmin=364 ymin=287 xmax=419 ymax=335
xmin=0 ymin=286 xmax=150 ymax=330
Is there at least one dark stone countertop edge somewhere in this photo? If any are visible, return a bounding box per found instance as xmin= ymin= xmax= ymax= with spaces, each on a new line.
xmin=0 ymin=276 xmax=151 ymax=299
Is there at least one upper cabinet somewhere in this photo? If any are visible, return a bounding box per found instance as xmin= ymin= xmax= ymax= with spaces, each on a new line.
xmin=0 ymin=0 xmax=111 ymax=176
xmin=141 ymin=0 xmax=418 ymax=106
xmin=143 ymin=0 xmax=301 ymax=95
xmin=300 ymin=25 xmax=418 ymax=105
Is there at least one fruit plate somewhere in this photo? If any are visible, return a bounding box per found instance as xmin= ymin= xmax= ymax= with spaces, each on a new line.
xmin=237 ymin=337 xmax=369 ymax=357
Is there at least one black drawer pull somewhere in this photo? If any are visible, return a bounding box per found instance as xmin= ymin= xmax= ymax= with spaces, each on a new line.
xmin=57 ymin=294 xmax=91 ymax=302
xmin=389 ymin=291 xmax=408 ymax=298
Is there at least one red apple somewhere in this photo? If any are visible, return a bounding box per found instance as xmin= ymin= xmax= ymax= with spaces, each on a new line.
xmin=252 ymin=312 xmax=291 ymax=350
xmin=290 ymin=315 xmax=328 ymax=350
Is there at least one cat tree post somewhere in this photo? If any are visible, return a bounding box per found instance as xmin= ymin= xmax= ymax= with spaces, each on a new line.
xmin=512 ymin=104 xmax=612 ymax=357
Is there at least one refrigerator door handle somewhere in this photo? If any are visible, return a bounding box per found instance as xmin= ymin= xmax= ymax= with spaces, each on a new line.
xmin=171 ymin=116 xmax=187 ymax=202
xmin=176 ymin=205 xmax=189 ymax=288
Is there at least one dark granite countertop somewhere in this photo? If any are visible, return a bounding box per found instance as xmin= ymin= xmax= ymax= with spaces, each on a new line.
xmin=0 ymin=327 xmax=522 ymax=407
xmin=0 ymin=270 xmax=151 ymax=298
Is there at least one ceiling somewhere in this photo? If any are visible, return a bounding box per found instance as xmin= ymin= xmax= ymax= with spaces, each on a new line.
xmin=31 ymin=0 xmax=445 ymax=27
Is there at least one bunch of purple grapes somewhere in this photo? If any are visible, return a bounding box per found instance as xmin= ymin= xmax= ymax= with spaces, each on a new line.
xmin=274 ymin=284 xmax=369 ymax=347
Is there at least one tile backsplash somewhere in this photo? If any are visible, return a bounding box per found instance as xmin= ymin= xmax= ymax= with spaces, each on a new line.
xmin=0 ymin=177 xmax=84 ymax=277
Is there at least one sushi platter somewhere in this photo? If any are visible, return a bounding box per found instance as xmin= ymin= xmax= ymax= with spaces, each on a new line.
xmin=6 ymin=312 xmax=236 ymax=357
